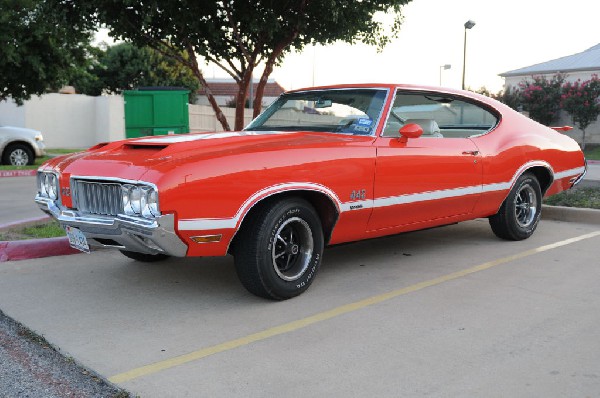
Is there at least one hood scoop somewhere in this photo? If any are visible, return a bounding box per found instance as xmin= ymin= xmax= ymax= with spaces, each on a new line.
xmin=123 ymin=143 xmax=169 ymax=151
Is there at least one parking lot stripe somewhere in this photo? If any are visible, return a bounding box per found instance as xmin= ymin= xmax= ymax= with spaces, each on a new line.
xmin=108 ymin=230 xmax=600 ymax=384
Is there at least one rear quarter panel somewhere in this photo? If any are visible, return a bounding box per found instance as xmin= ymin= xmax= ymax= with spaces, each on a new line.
xmin=471 ymin=109 xmax=585 ymax=216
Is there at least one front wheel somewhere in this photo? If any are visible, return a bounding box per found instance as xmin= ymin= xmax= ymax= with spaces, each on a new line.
xmin=489 ymin=172 xmax=542 ymax=240
xmin=234 ymin=198 xmax=324 ymax=300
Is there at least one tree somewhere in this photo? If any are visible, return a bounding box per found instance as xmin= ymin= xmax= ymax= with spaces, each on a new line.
xmin=518 ymin=74 xmax=565 ymax=126
xmin=72 ymin=43 xmax=200 ymax=102
xmin=561 ymin=75 xmax=600 ymax=150
xmin=470 ymin=86 xmax=522 ymax=112
xmin=56 ymin=0 xmax=412 ymax=130
xmin=492 ymin=87 xmax=522 ymax=111
xmin=0 ymin=0 xmax=93 ymax=105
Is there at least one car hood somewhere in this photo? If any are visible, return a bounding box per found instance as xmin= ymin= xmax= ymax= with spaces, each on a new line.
xmin=44 ymin=131 xmax=373 ymax=181
xmin=0 ymin=126 xmax=41 ymax=137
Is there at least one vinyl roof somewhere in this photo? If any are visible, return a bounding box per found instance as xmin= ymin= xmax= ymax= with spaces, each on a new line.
xmin=500 ymin=44 xmax=600 ymax=77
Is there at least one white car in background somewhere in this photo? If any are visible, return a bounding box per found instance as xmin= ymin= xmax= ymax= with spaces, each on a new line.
xmin=0 ymin=126 xmax=46 ymax=166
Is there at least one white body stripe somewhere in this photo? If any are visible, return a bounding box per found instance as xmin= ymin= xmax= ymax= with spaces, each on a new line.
xmin=178 ymin=182 xmax=342 ymax=231
xmin=135 ymin=131 xmax=288 ymax=145
xmin=555 ymin=166 xmax=586 ymax=180
xmin=177 ymin=165 xmax=585 ymax=231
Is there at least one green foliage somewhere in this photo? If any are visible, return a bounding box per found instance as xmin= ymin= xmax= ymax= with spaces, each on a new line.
xmin=0 ymin=220 xmax=65 ymax=241
xmin=53 ymin=0 xmax=413 ymax=130
xmin=0 ymin=0 xmax=94 ymax=104
xmin=71 ymin=43 xmax=199 ymax=102
xmin=543 ymin=187 xmax=600 ymax=210
xmin=584 ymin=145 xmax=600 ymax=160
xmin=519 ymin=74 xmax=565 ymax=125
xmin=471 ymin=86 xmax=522 ymax=112
xmin=561 ymin=75 xmax=600 ymax=150
xmin=492 ymin=87 xmax=522 ymax=111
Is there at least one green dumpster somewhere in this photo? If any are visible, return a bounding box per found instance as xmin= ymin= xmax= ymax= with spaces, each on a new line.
xmin=124 ymin=89 xmax=190 ymax=138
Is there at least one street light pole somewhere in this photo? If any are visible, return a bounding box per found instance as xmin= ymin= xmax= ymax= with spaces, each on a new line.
xmin=462 ymin=20 xmax=476 ymax=90
xmin=439 ymin=64 xmax=451 ymax=86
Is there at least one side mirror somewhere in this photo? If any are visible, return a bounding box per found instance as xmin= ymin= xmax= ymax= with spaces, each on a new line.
xmin=398 ymin=123 xmax=423 ymax=143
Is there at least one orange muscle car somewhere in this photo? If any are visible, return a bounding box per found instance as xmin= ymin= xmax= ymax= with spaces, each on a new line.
xmin=36 ymin=84 xmax=586 ymax=299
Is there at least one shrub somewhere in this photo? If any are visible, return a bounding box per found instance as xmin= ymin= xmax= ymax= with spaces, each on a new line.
xmin=561 ymin=75 xmax=600 ymax=150
xmin=519 ymin=74 xmax=565 ymax=125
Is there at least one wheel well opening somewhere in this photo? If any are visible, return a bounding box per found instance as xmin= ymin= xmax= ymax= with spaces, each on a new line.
xmin=4 ymin=141 xmax=34 ymax=151
xmin=527 ymin=166 xmax=553 ymax=195
xmin=229 ymin=190 xmax=339 ymax=253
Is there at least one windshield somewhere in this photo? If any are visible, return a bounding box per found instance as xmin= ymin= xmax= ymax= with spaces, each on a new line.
xmin=245 ymin=88 xmax=387 ymax=135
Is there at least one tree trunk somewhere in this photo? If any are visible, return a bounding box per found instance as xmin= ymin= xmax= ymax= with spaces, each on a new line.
xmin=253 ymin=51 xmax=285 ymax=118
xmin=185 ymin=47 xmax=231 ymax=131
xmin=235 ymin=70 xmax=253 ymax=131
xmin=581 ymin=128 xmax=587 ymax=150
xmin=192 ymin=69 xmax=231 ymax=131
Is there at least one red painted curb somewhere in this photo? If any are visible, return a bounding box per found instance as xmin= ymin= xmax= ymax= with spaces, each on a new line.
xmin=0 ymin=237 xmax=80 ymax=262
xmin=0 ymin=169 xmax=37 ymax=178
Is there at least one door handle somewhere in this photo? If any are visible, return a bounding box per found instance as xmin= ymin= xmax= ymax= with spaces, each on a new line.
xmin=462 ymin=150 xmax=480 ymax=156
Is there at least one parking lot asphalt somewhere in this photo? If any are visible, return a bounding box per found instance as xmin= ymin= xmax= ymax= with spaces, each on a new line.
xmin=0 ymin=218 xmax=599 ymax=397
xmin=0 ymin=176 xmax=47 ymax=228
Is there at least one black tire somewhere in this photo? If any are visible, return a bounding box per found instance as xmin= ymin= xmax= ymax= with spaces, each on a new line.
xmin=234 ymin=198 xmax=324 ymax=300
xmin=119 ymin=250 xmax=170 ymax=262
xmin=2 ymin=143 xmax=34 ymax=166
xmin=489 ymin=172 xmax=542 ymax=241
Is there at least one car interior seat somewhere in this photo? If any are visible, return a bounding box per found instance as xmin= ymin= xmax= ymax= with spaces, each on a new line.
xmin=404 ymin=118 xmax=443 ymax=138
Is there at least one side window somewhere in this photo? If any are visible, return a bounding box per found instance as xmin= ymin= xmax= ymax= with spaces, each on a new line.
xmin=383 ymin=91 xmax=498 ymax=138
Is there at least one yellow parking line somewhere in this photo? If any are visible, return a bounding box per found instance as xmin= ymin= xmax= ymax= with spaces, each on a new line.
xmin=109 ymin=230 xmax=600 ymax=384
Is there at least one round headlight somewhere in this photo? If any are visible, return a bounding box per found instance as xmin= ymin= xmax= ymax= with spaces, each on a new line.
xmin=39 ymin=174 xmax=48 ymax=197
xmin=141 ymin=188 xmax=159 ymax=218
xmin=130 ymin=186 xmax=142 ymax=214
xmin=122 ymin=184 xmax=135 ymax=216
xmin=47 ymin=174 xmax=58 ymax=200
xmin=148 ymin=189 xmax=159 ymax=217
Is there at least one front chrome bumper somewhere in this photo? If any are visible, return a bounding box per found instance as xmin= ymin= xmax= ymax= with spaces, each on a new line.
xmin=36 ymin=196 xmax=188 ymax=257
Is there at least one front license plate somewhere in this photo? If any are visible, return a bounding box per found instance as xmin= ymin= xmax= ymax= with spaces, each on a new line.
xmin=65 ymin=226 xmax=90 ymax=253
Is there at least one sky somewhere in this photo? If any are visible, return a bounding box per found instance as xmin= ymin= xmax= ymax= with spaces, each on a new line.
xmin=97 ymin=0 xmax=600 ymax=93
xmin=264 ymin=0 xmax=600 ymax=92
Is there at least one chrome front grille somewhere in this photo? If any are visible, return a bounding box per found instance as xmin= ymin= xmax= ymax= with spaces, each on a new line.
xmin=72 ymin=180 xmax=123 ymax=216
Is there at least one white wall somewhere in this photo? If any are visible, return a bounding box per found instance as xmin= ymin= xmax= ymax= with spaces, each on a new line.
xmin=0 ymin=94 xmax=125 ymax=149
xmin=189 ymin=104 xmax=254 ymax=132
xmin=195 ymin=95 xmax=278 ymax=108
xmin=503 ymin=70 xmax=598 ymax=90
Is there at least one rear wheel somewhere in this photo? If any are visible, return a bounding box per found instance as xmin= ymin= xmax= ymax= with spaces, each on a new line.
xmin=119 ymin=250 xmax=170 ymax=262
xmin=234 ymin=198 xmax=324 ymax=300
xmin=489 ymin=172 xmax=542 ymax=240
xmin=3 ymin=144 xmax=34 ymax=166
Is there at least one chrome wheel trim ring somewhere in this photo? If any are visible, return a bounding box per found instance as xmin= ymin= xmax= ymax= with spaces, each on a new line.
xmin=271 ymin=217 xmax=314 ymax=282
xmin=514 ymin=184 xmax=537 ymax=228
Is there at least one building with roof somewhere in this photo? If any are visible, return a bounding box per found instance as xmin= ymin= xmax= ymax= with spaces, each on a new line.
xmin=195 ymin=78 xmax=286 ymax=107
xmin=500 ymin=44 xmax=600 ymax=88
xmin=499 ymin=44 xmax=600 ymax=146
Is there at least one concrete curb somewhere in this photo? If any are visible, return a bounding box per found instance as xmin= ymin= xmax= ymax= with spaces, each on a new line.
xmin=0 ymin=237 xmax=80 ymax=262
xmin=0 ymin=216 xmax=51 ymax=232
xmin=542 ymin=205 xmax=600 ymax=224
